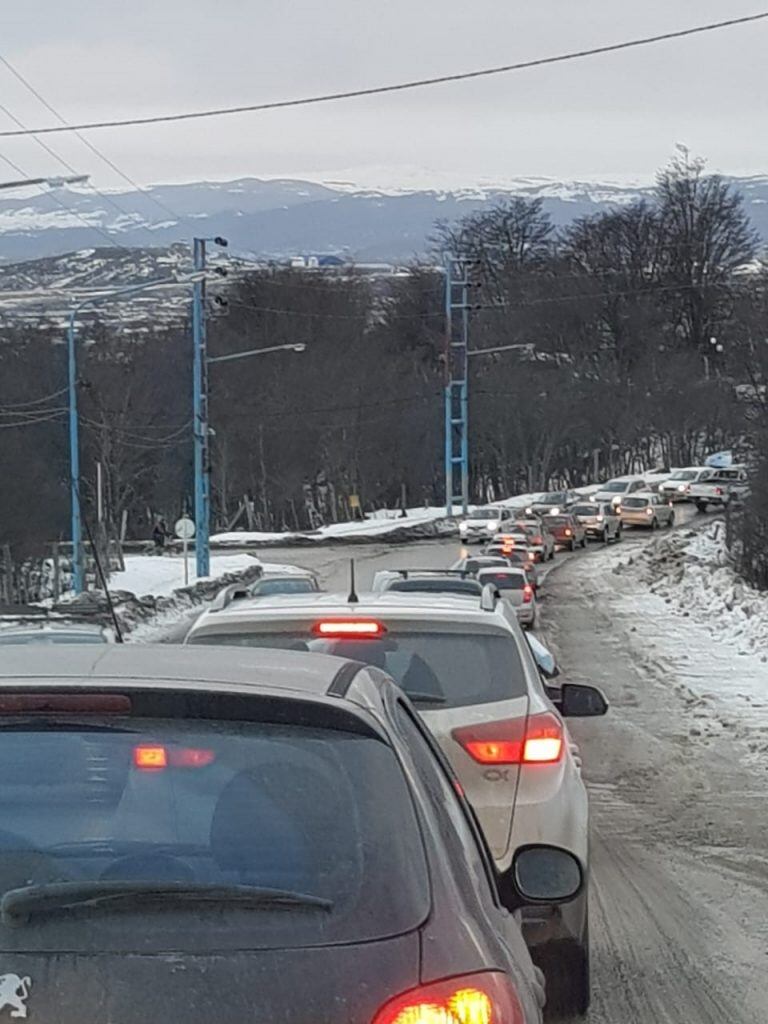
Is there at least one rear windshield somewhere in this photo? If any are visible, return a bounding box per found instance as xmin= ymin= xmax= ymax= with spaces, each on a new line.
xmin=546 ymin=516 xmax=572 ymax=526
xmin=0 ymin=714 xmax=428 ymax=952
xmin=252 ymin=578 xmax=315 ymax=596
xmin=388 ymin=578 xmax=481 ymax=595
xmin=622 ymin=496 xmax=650 ymax=508
xmin=477 ymin=572 xmax=526 ymax=591
xmin=465 ymin=558 xmax=508 ymax=573
xmin=189 ymin=631 xmax=528 ymax=708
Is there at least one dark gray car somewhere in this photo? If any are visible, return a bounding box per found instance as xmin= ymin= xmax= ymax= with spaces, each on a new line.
xmin=0 ymin=646 xmax=581 ymax=1024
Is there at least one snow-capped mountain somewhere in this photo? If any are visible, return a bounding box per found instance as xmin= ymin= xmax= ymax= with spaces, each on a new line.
xmin=0 ymin=175 xmax=767 ymax=267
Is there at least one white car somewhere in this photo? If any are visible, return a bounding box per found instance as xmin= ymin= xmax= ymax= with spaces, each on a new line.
xmin=458 ymin=506 xmax=517 ymax=543
xmin=476 ymin=566 xmax=537 ymax=629
xmin=185 ymin=588 xmax=608 ymax=1014
xmin=658 ymin=466 xmax=714 ymax=502
xmin=591 ymin=475 xmax=648 ymax=509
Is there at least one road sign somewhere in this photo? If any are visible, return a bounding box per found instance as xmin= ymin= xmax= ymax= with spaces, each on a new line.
xmin=175 ymin=517 xmax=195 ymax=540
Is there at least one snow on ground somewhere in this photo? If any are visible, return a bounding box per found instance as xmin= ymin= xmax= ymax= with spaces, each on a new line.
xmin=578 ymin=519 xmax=768 ymax=763
xmin=114 ymin=553 xmax=307 ymax=599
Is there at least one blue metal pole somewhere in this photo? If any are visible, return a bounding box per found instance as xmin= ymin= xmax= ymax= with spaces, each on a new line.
xmin=444 ymin=254 xmax=453 ymax=516
xmin=67 ymin=309 xmax=84 ymax=594
xmin=192 ymin=238 xmax=210 ymax=578
xmin=460 ymin=277 xmax=470 ymax=515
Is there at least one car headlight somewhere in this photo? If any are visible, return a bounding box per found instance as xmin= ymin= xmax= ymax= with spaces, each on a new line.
xmin=488 ymin=522 xmax=499 ymax=531
xmin=459 ymin=522 xmax=468 ymax=533
xmin=611 ymin=496 xmax=621 ymax=506
xmin=677 ymin=484 xmax=686 ymax=492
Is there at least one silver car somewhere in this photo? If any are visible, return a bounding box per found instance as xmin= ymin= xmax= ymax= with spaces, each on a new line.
xmin=619 ymin=492 xmax=675 ymax=530
xmin=570 ymin=502 xmax=622 ymax=543
xmin=476 ymin=566 xmax=537 ymax=629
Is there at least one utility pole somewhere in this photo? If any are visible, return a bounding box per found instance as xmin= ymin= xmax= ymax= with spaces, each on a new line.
xmin=192 ymin=237 xmax=210 ymax=579
xmin=444 ymin=255 xmax=470 ymax=516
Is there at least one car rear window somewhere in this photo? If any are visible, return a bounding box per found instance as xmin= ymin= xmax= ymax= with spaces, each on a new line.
xmin=622 ymin=496 xmax=649 ymax=508
xmin=388 ymin=578 xmax=481 ymax=595
xmin=0 ymin=709 xmax=428 ymax=952
xmin=546 ymin=516 xmax=571 ymax=526
xmin=252 ymin=578 xmax=316 ymax=595
xmin=189 ymin=630 xmax=528 ymax=708
xmin=477 ymin=572 xmax=526 ymax=591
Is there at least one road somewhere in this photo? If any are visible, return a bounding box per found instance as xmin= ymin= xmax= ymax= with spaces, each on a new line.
xmin=156 ymin=510 xmax=768 ymax=1019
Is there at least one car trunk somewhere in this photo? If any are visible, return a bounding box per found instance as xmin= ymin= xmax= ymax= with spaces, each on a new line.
xmin=421 ymin=696 xmax=529 ymax=862
xmin=0 ymin=932 xmax=420 ymax=1023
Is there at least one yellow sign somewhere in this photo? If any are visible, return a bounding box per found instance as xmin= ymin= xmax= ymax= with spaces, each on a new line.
xmin=349 ymin=494 xmax=361 ymax=509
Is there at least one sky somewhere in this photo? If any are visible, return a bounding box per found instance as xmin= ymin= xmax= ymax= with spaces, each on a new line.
xmin=1 ymin=1 xmax=767 ymax=191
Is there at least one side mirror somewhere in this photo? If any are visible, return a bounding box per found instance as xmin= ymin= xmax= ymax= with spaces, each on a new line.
xmin=500 ymin=845 xmax=583 ymax=911
xmin=560 ymin=682 xmax=608 ymax=718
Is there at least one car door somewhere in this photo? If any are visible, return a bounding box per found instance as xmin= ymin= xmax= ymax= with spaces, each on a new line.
xmin=389 ymin=698 xmax=545 ymax=1020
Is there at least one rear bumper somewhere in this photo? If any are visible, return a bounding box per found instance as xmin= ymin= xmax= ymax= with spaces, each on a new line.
xmin=620 ymin=514 xmax=654 ymax=526
xmin=516 ymin=605 xmax=536 ymax=625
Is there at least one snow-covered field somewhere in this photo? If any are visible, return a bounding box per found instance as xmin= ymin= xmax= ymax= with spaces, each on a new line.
xmin=580 ymin=520 xmax=768 ymax=761
xmin=115 ymin=552 xmax=265 ymax=599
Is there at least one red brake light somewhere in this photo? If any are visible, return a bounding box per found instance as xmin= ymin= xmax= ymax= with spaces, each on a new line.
xmin=715 ymin=487 xmax=723 ymax=495
xmin=372 ymin=972 xmax=524 ymax=1024
xmin=532 ymin=535 xmax=542 ymax=544
xmin=453 ymin=712 xmax=563 ymax=765
xmin=522 ymin=584 xmax=533 ymax=604
xmin=133 ymin=746 xmax=216 ymax=770
xmin=312 ymin=619 xmax=386 ymax=638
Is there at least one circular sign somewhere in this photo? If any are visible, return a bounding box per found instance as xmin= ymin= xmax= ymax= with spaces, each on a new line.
xmin=175 ymin=516 xmax=195 ymax=540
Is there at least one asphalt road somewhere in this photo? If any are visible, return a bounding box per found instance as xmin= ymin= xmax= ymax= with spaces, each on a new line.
xmin=154 ymin=508 xmax=768 ymax=1018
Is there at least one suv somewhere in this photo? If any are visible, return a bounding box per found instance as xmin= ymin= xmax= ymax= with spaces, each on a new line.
xmin=458 ymin=506 xmax=518 ymax=543
xmin=658 ymin=467 xmax=713 ymax=502
xmin=186 ymin=590 xmax=609 ymax=1014
xmin=476 ymin=566 xmax=537 ymax=629
xmin=0 ymin=645 xmax=583 ymax=1024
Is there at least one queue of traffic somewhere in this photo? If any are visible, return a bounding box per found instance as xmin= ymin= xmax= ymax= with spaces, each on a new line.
xmin=0 ymin=469 xmax=742 ymax=1024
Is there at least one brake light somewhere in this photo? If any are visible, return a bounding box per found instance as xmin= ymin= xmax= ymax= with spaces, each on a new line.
xmin=372 ymin=972 xmax=523 ymax=1024
xmin=453 ymin=712 xmax=563 ymax=765
xmin=715 ymin=487 xmax=723 ymax=496
xmin=312 ymin=619 xmax=386 ymax=638
xmin=133 ymin=745 xmax=215 ymax=770
xmin=532 ymin=535 xmax=542 ymax=544
xmin=522 ymin=584 xmax=534 ymax=604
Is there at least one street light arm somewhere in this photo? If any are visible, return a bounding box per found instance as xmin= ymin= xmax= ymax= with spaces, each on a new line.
xmin=208 ymin=343 xmax=307 ymax=365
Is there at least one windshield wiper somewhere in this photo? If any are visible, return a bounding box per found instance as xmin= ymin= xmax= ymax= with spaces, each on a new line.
xmin=1 ymin=881 xmax=332 ymax=927
xmin=405 ymin=691 xmax=446 ymax=705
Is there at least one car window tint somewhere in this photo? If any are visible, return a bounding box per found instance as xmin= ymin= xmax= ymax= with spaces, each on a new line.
xmin=0 ymin=718 xmax=429 ymax=952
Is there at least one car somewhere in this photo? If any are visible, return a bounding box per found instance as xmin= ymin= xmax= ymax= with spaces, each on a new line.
xmin=372 ymin=569 xmax=483 ymax=598
xmin=619 ymin=491 xmax=675 ymax=529
xmin=544 ymin=514 xmax=587 ymax=551
xmin=569 ymin=501 xmax=622 ymax=543
xmin=657 ymin=466 xmax=713 ymax=502
xmin=488 ymin=547 xmax=541 ymax=591
xmin=591 ymin=475 xmax=648 ymax=509
xmin=476 ymin=566 xmax=537 ymax=629
xmin=185 ymin=589 xmax=609 ymax=1014
xmin=526 ymin=490 xmax=579 ymax=516
xmin=0 ymin=644 xmax=585 ymax=1024
xmin=502 ymin=521 xmax=556 ymax=563
xmin=451 ymin=554 xmax=512 ymax=575
xmin=0 ymin=622 xmax=113 ymax=644
xmin=689 ymin=466 xmax=749 ymax=511
xmin=210 ymin=573 xmax=319 ymax=611
xmin=458 ymin=506 xmax=518 ymax=543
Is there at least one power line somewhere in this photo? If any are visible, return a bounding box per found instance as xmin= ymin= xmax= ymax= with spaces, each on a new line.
xmin=0 ymin=51 xmax=188 ymax=230
xmin=0 ymin=13 xmax=764 ymax=137
xmin=0 ymin=386 xmax=68 ymax=409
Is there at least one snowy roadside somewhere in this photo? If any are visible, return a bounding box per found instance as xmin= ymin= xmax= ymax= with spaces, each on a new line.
xmin=575 ymin=520 xmax=768 ymax=764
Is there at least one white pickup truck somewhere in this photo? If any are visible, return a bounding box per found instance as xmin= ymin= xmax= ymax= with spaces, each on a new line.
xmin=688 ymin=466 xmax=749 ymax=511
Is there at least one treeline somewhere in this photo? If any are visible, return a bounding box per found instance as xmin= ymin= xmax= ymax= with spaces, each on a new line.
xmin=1 ymin=152 xmax=767 ymax=560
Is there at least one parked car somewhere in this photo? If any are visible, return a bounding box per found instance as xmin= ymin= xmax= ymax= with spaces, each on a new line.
xmin=689 ymin=466 xmax=749 ymax=511
xmin=591 ymin=475 xmax=648 ymax=509
xmin=658 ymin=467 xmax=713 ymax=502
xmin=527 ymin=490 xmax=579 ymax=516
xmin=185 ymin=589 xmax=609 ymax=1015
xmin=476 ymin=566 xmax=537 ymax=629
xmin=0 ymin=644 xmax=584 ymax=1024
xmin=458 ymin=506 xmax=518 ymax=543
xmin=544 ymin=514 xmax=587 ymax=551
xmin=619 ymin=492 xmax=675 ymax=529
xmin=570 ymin=501 xmax=622 ymax=543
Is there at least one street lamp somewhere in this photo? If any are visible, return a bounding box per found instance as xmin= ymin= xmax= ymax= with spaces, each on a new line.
xmin=67 ymin=273 xmax=202 ymax=594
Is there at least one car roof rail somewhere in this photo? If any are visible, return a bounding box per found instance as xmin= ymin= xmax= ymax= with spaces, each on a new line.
xmin=386 ymin=568 xmax=473 ymax=579
xmin=210 ymin=582 xmax=250 ymax=612
xmin=480 ymin=582 xmax=500 ymax=611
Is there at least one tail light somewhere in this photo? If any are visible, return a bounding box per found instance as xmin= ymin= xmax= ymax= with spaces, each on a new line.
xmin=532 ymin=535 xmax=543 ymax=544
xmin=715 ymin=487 xmax=723 ymax=496
xmin=452 ymin=712 xmax=563 ymax=765
xmin=133 ymin=745 xmax=215 ymax=770
xmin=372 ymin=972 xmax=524 ymax=1024
xmin=522 ymin=584 xmax=534 ymax=603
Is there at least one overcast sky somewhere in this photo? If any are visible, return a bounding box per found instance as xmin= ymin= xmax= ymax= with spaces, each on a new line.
xmin=2 ymin=1 xmax=767 ymax=191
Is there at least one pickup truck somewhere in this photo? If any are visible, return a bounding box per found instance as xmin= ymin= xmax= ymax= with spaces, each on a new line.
xmin=689 ymin=467 xmax=749 ymax=511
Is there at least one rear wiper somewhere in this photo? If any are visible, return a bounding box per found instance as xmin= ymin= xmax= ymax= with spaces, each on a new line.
xmin=1 ymin=881 xmax=332 ymax=927
xmin=405 ymin=691 xmax=446 ymax=705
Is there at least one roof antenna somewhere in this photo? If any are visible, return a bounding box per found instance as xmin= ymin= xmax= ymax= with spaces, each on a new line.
xmin=347 ymin=558 xmax=359 ymax=604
